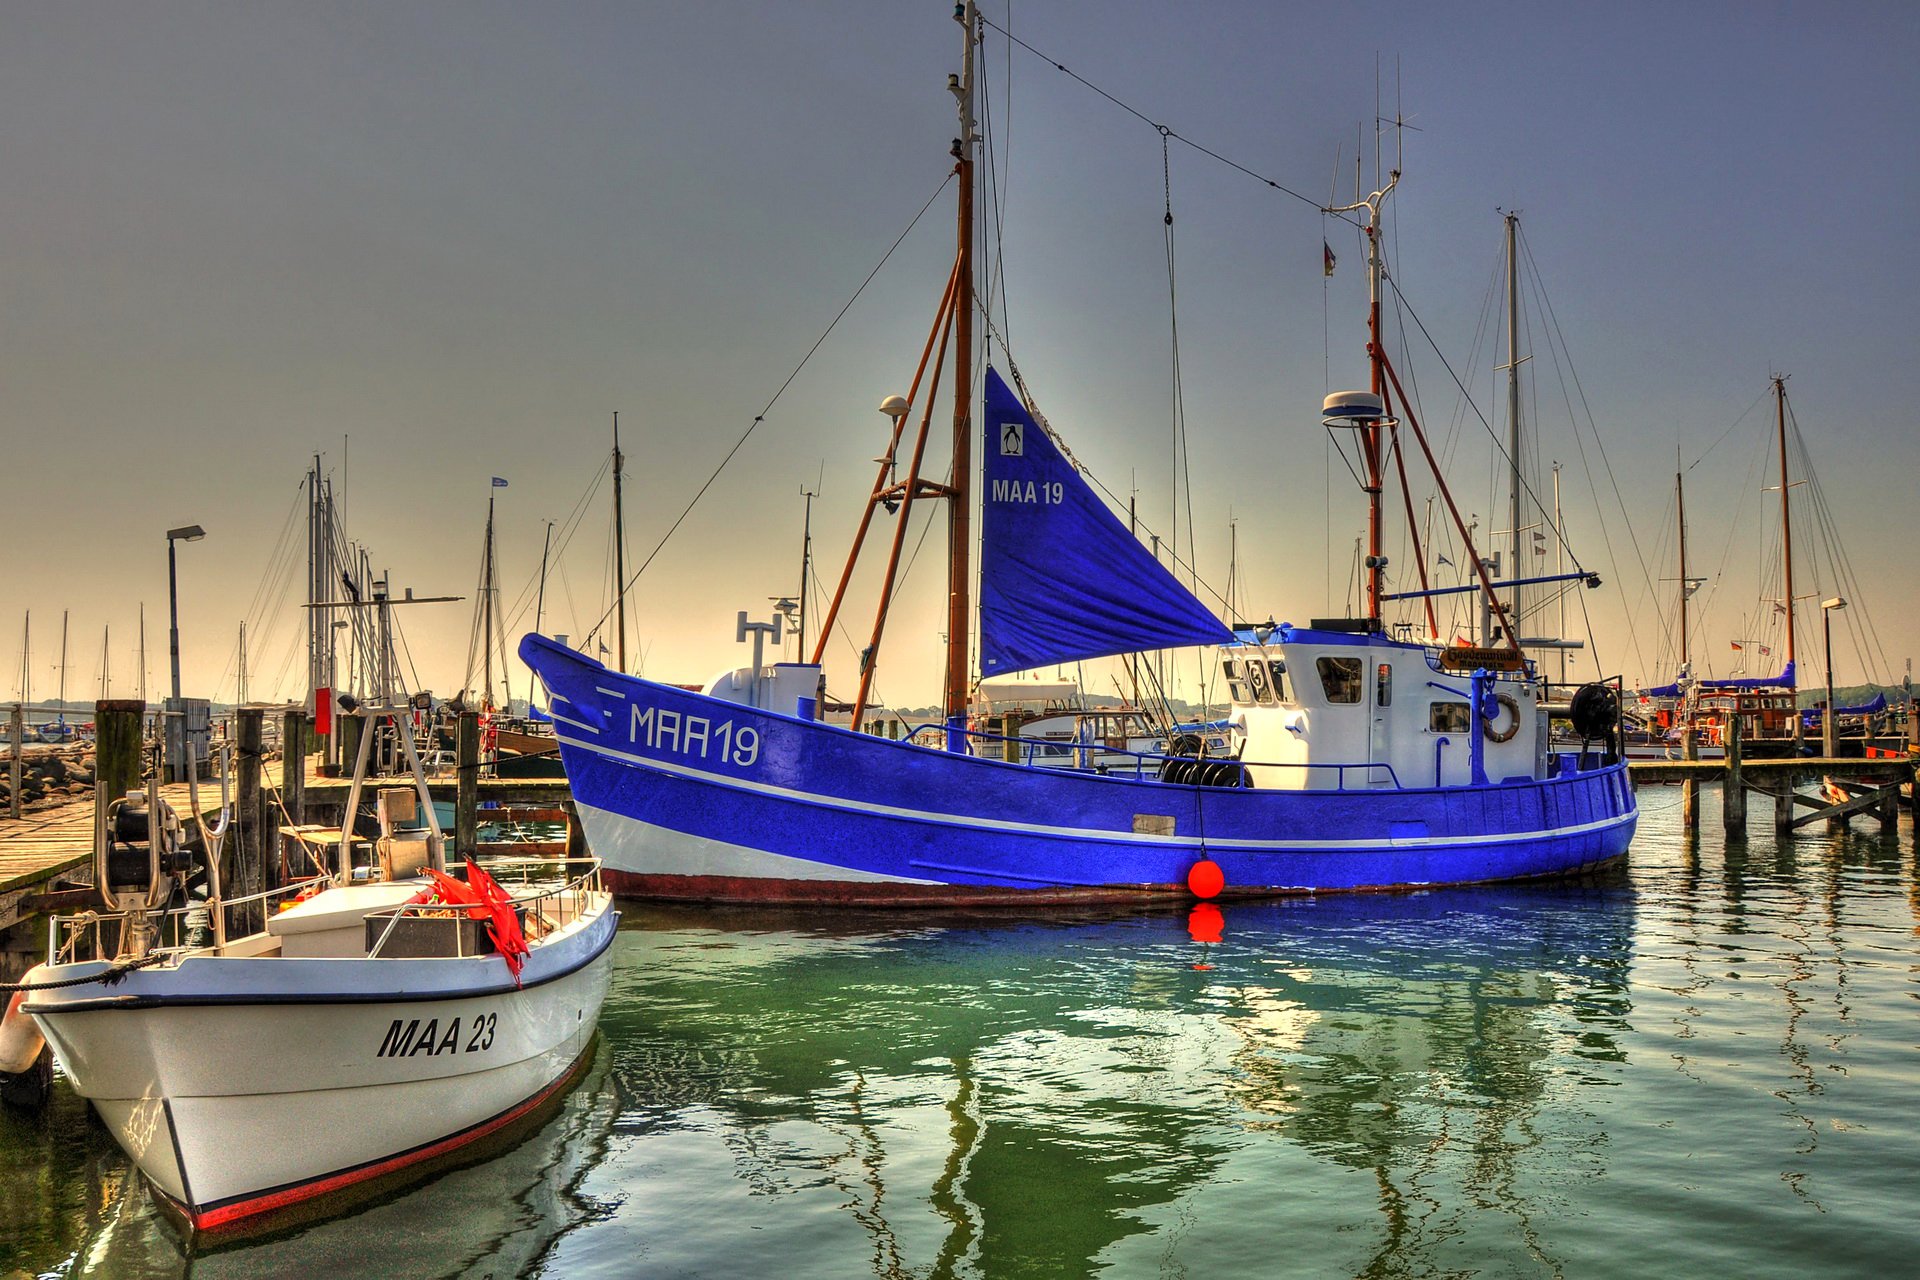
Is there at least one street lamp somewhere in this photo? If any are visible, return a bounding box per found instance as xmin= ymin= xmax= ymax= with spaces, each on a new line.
xmin=1821 ymin=596 xmax=1847 ymax=758
xmin=166 ymin=524 xmax=206 ymax=701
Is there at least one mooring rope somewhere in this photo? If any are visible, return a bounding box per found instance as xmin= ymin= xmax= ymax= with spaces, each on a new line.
xmin=2 ymin=951 xmax=169 ymax=993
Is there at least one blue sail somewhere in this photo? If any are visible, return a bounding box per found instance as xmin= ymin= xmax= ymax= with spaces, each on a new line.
xmin=979 ymin=368 xmax=1232 ymax=676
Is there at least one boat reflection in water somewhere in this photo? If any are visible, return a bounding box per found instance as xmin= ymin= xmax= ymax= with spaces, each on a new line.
xmin=59 ymin=1038 xmax=620 ymax=1279
xmin=603 ymin=883 xmax=1634 ymax=1278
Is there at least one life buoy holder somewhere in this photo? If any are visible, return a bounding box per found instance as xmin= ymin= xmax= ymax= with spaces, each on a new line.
xmin=1482 ymin=692 xmax=1521 ymax=744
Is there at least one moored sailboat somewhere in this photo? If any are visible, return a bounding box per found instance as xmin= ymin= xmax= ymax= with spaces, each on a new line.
xmin=521 ymin=3 xmax=1636 ymax=905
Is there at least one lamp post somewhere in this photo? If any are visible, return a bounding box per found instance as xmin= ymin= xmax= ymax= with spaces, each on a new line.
xmin=166 ymin=525 xmax=206 ymax=701
xmin=165 ymin=524 xmax=205 ymax=780
xmin=1821 ymin=596 xmax=1847 ymax=758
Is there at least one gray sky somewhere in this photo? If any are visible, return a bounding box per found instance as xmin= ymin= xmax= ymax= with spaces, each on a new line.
xmin=3 ymin=1 xmax=1915 ymax=711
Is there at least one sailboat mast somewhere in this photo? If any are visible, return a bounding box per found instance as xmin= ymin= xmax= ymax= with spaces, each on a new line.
xmin=944 ymin=0 xmax=978 ymax=745
xmin=1552 ymin=463 xmax=1566 ymax=684
xmin=101 ymin=625 xmax=110 ymax=700
xmin=57 ymin=610 xmax=68 ymax=728
xmin=534 ymin=520 xmax=554 ymax=637
xmin=797 ymin=487 xmax=815 ymax=659
xmin=612 ymin=413 xmax=627 ymax=675
xmin=1504 ymin=213 xmax=1524 ymax=637
xmin=1774 ymin=374 xmax=1799 ymax=748
xmin=1677 ymin=468 xmax=1689 ymax=680
xmin=482 ymin=491 xmax=496 ymax=711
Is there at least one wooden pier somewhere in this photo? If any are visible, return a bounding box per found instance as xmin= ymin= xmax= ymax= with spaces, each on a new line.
xmin=1634 ymin=713 xmax=1914 ymax=835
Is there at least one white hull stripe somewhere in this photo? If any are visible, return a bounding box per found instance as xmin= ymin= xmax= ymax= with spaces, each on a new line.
xmin=558 ymin=730 xmax=1636 ymax=854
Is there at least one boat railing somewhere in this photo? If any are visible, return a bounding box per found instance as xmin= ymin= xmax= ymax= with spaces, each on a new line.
xmin=362 ymin=856 xmax=604 ymax=959
xmin=47 ymin=872 xmax=333 ymax=967
xmin=917 ymin=722 xmax=1406 ymax=789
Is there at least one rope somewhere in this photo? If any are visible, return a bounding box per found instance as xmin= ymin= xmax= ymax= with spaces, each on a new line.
xmin=3 ymin=952 xmax=169 ymax=993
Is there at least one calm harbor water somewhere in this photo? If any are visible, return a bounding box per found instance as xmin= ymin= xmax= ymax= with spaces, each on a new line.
xmin=5 ymin=787 xmax=1919 ymax=1278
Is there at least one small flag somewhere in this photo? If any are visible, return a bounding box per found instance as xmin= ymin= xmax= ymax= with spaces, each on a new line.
xmin=1731 ymin=642 xmax=1743 ymax=651
xmin=1772 ymin=601 xmax=1787 ymax=615
xmin=1323 ymin=241 xmax=1336 ymax=277
xmin=1759 ymin=644 xmax=1771 ymax=656
xmin=1436 ymin=552 xmax=1454 ymax=568
xmin=492 ymin=476 xmax=509 ymax=488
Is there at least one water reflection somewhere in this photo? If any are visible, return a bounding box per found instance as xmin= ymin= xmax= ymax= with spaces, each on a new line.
xmin=33 ymin=1038 xmax=621 ymax=1279
xmin=603 ymin=884 xmax=1635 ymax=1278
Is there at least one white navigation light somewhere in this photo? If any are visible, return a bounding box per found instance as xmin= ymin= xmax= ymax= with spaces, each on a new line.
xmin=1322 ymin=391 xmax=1386 ymax=426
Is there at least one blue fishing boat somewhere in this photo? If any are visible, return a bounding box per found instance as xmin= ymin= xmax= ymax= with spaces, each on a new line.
xmin=520 ymin=3 xmax=1636 ymax=905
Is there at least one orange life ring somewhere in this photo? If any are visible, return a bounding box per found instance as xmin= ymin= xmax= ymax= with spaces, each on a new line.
xmin=1482 ymin=693 xmax=1521 ymax=744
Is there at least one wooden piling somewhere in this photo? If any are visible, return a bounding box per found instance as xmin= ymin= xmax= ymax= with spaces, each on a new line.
xmin=236 ymin=708 xmax=264 ymax=910
xmin=1775 ymin=767 xmax=1795 ymax=833
xmin=455 ymin=710 xmax=479 ymax=858
xmin=10 ymin=704 xmax=24 ymax=820
xmin=282 ymin=709 xmax=307 ymax=826
xmin=1723 ymin=714 xmax=1746 ymax=834
xmin=1680 ymin=727 xmax=1698 ymax=829
xmin=94 ymin=699 xmax=147 ymax=811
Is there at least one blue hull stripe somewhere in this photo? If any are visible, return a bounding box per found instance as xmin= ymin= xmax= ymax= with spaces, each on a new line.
xmin=555 ymin=728 xmax=1634 ymax=855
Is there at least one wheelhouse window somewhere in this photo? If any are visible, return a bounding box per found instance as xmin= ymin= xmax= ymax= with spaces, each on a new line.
xmin=1430 ymin=701 xmax=1472 ymax=733
xmin=1316 ymin=656 xmax=1363 ymax=705
xmin=1267 ymin=660 xmax=1288 ymax=702
xmin=1244 ymin=659 xmax=1275 ymax=705
xmin=1376 ymin=663 xmax=1392 ymax=706
xmin=1223 ymin=659 xmax=1251 ymax=704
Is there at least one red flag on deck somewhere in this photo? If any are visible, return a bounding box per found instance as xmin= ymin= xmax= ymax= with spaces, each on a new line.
xmin=465 ymin=858 xmax=529 ymax=985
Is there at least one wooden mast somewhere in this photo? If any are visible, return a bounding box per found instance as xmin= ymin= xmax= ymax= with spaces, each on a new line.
xmin=944 ymin=0 xmax=978 ymax=748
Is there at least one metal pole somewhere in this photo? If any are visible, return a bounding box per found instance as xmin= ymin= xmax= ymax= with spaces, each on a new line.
xmin=1823 ymin=605 xmax=1835 ymax=758
xmin=168 ymin=538 xmax=182 ymax=701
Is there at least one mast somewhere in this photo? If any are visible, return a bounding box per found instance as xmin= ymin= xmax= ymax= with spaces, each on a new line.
xmin=944 ymin=0 xmax=978 ymax=746
xmin=238 ymin=622 xmax=248 ymax=705
xmin=100 ymin=625 xmax=110 ymax=700
xmin=18 ymin=613 xmax=28 ymax=722
xmin=1677 ymin=466 xmax=1689 ymax=683
xmin=481 ymin=489 xmax=496 ymax=711
xmin=1504 ymin=212 xmax=1526 ymax=641
xmin=797 ymin=486 xmax=815 ymax=659
xmin=137 ymin=606 xmax=146 ymax=708
xmin=612 ymin=413 xmax=627 ymax=675
xmin=534 ymin=519 xmax=554 ymax=637
xmin=57 ymin=610 xmax=68 ymax=730
xmin=1360 ymin=186 xmax=1387 ymax=623
xmin=1774 ymin=374 xmax=1800 ymax=749
xmin=1552 ymin=463 xmax=1566 ymax=683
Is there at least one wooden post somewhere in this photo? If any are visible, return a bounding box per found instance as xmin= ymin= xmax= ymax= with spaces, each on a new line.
xmin=236 ymin=708 xmax=264 ymax=923
xmin=1775 ymin=765 xmax=1796 ymax=833
xmin=564 ymin=800 xmax=588 ymax=858
xmin=282 ymin=709 xmax=308 ymax=825
xmin=1680 ymin=726 xmax=1698 ymax=829
xmin=456 ymin=710 xmax=479 ymax=858
xmin=95 ymin=699 xmax=147 ymax=814
xmin=1723 ymin=713 xmax=1746 ymax=834
xmin=9 ymin=704 xmax=24 ymax=819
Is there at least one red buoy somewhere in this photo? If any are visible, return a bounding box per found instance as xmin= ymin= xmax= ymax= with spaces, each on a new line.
xmin=1186 ymin=858 xmax=1225 ymax=900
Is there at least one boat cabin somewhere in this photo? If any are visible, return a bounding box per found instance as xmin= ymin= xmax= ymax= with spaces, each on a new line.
xmin=1222 ymin=623 xmax=1545 ymax=790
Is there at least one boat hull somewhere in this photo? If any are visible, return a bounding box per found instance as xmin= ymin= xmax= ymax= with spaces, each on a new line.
xmin=526 ymin=636 xmax=1636 ymax=905
xmin=27 ymin=901 xmax=617 ymax=1232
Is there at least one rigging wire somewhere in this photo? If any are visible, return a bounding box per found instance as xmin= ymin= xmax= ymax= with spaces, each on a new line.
xmin=581 ymin=172 xmax=958 ymax=652
xmin=977 ymin=14 xmax=1342 ymax=219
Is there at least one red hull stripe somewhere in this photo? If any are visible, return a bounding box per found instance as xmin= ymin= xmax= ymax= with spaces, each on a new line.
xmin=601 ymin=868 xmax=1196 ymax=908
xmin=183 ymin=1045 xmax=594 ymax=1233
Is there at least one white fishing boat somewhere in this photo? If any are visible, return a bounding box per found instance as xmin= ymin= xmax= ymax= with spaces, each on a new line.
xmin=5 ymin=589 xmax=617 ymax=1235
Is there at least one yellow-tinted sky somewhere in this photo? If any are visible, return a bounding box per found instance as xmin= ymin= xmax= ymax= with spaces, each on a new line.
xmin=3 ymin=2 xmax=1915 ymax=712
